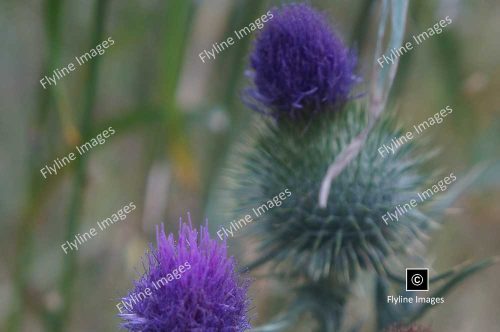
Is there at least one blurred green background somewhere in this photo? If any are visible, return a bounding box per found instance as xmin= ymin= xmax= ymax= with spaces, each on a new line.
xmin=0 ymin=0 xmax=499 ymax=331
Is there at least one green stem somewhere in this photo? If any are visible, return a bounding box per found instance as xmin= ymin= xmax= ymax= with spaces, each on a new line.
xmin=350 ymin=0 xmax=374 ymax=45
xmin=50 ymin=1 xmax=109 ymax=331
xmin=201 ymin=0 xmax=266 ymax=213
xmin=6 ymin=0 xmax=63 ymax=331
xmin=161 ymin=0 xmax=199 ymax=199
xmin=375 ymin=276 xmax=394 ymax=331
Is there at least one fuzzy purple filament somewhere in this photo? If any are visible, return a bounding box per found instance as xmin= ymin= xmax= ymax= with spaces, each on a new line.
xmin=118 ymin=217 xmax=251 ymax=331
xmin=247 ymin=3 xmax=358 ymax=119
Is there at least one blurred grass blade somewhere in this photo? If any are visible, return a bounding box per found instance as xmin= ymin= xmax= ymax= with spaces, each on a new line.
xmin=53 ymin=0 xmax=110 ymax=331
xmin=6 ymin=0 xmax=64 ymax=331
xmin=371 ymin=0 xmax=389 ymax=104
xmin=406 ymin=256 xmax=500 ymax=323
xmin=163 ymin=0 xmax=196 ymax=102
xmin=350 ymin=0 xmax=375 ymax=45
xmin=319 ymin=0 xmax=409 ymax=208
xmin=162 ymin=0 xmax=199 ymax=189
xmin=427 ymin=162 xmax=487 ymax=215
xmin=377 ymin=0 xmax=409 ymax=104
xmin=252 ymin=305 xmax=305 ymax=332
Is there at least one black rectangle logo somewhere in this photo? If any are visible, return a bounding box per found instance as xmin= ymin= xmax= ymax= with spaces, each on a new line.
xmin=406 ymin=268 xmax=429 ymax=291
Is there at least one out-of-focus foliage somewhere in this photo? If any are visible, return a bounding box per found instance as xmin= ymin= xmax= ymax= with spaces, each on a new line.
xmin=0 ymin=0 xmax=499 ymax=331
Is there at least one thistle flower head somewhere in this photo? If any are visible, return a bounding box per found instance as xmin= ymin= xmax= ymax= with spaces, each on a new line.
xmin=118 ymin=217 xmax=251 ymax=331
xmin=246 ymin=3 xmax=358 ymax=120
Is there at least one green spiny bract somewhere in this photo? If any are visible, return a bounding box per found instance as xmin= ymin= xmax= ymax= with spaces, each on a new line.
xmin=234 ymin=104 xmax=437 ymax=283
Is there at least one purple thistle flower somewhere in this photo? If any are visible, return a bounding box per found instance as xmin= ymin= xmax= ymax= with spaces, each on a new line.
xmin=117 ymin=216 xmax=251 ymax=331
xmin=246 ymin=3 xmax=358 ymax=120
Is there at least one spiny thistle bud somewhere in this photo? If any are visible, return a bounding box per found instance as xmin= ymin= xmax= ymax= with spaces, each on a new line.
xmin=245 ymin=3 xmax=358 ymax=120
xmin=235 ymin=107 xmax=433 ymax=282
xmin=118 ymin=218 xmax=252 ymax=331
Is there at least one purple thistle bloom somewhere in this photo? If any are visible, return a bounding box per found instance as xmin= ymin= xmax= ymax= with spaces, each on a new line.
xmin=118 ymin=216 xmax=251 ymax=331
xmin=246 ymin=3 xmax=358 ymax=119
